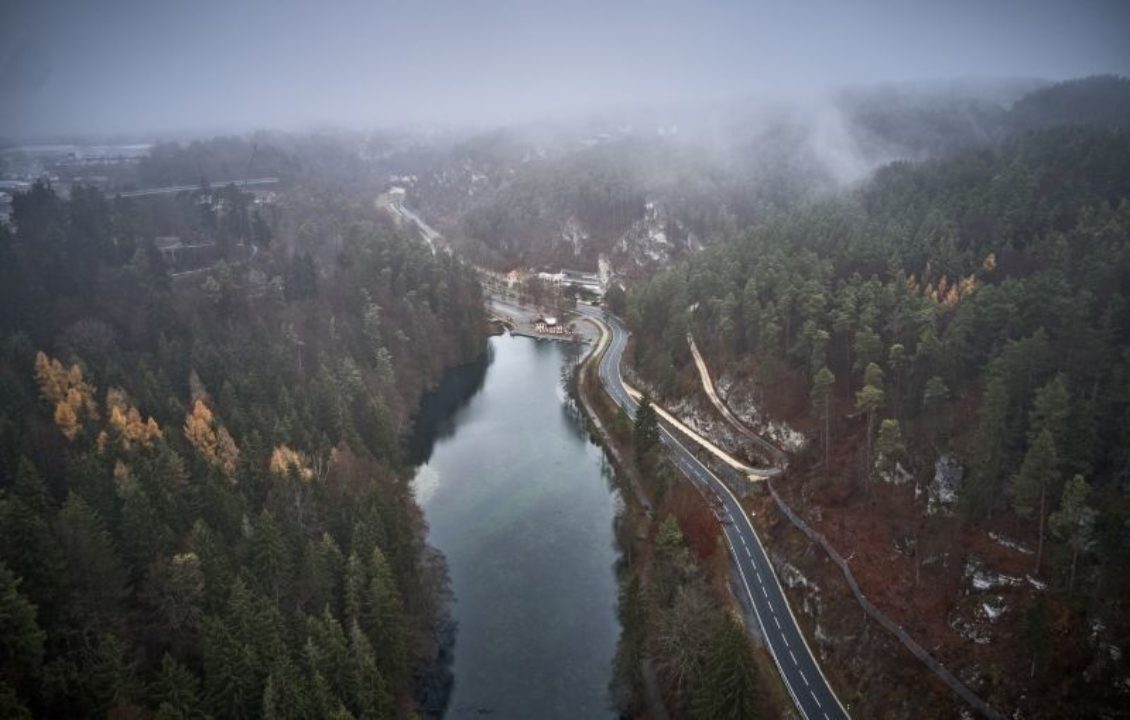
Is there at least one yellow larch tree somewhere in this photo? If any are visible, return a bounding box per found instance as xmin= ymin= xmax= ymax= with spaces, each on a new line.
xmin=35 ymin=352 xmax=98 ymax=440
xmin=103 ymin=387 xmax=162 ymax=451
xmin=183 ymin=399 xmax=239 ymax=480
xmin=270 ymin=444 xmax=314 ymax=480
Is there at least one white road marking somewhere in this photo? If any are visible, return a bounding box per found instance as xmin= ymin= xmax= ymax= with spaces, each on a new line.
xmin=810 ymin=690 xmax=823 ymax=709
xmin=595 ymin=318 xmax=849 ymax=720
xmin=783 ymin=635 xmax=790 ymax=648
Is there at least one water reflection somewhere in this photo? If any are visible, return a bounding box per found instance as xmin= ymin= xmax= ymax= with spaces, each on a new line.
xmin=411 ymin=334 xmax=622 ymax=719
xmin=407 ymin=343 xmax=493 ymax=465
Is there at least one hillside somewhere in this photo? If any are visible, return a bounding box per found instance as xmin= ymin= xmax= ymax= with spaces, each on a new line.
xmin=392 ymin=78 xmax=1130 ymax=278
xmin=624 ymin=122 xmax=1130 ymax=716
xmin=0 ymin=156 xmax=485 ymax=717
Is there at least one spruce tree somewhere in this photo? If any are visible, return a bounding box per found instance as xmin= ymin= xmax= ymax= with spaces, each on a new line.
xmin=1010 ymin=429 xmax=1059 ymax=575
xmin=690 ymin=615 xmax=760 ymax=720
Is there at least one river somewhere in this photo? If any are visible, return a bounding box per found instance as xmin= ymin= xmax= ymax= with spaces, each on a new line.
xmin=410 ymin=334 xmax=623 ymax=719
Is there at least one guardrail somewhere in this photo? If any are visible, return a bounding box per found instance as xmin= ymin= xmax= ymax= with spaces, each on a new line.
xmin=765 ymin=479 xmax=1002 ymax=719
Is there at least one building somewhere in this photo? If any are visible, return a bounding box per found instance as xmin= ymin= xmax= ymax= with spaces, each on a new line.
xmin=560 ymin=268 xmax=604 ymax=296
xmin=536 ymin=268 xmax=605 ymax=297
xmin=533 ymin=315 xmax=569 ymax=335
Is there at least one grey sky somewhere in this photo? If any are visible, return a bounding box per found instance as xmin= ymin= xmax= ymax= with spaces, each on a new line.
xmin=2 ymin=0 xmax=1128 ymax=139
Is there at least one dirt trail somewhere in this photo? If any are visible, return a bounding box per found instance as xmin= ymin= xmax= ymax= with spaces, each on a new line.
xmin=620 ymin=382 xmax=775 ymax=480
xmin=686 ymin=334 xmax=789 ymax=467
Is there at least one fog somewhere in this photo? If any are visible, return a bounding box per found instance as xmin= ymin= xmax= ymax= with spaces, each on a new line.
xmin=2 ymin=0 xmax=1129 ymax=140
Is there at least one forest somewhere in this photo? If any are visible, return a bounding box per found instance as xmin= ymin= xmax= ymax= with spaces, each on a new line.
xmin=625 ymin=117 xmax=1130 ymax=713
xmin=0 ymin=162 xmax=486 ymax=717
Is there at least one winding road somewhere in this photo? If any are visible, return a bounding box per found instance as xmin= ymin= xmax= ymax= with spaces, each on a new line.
xmin=577 ymin=304 xmax=848 ymax=720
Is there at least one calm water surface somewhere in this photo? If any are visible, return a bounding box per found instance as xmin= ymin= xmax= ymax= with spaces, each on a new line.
xmin=411 ymin=334 xmax=622 ymax=719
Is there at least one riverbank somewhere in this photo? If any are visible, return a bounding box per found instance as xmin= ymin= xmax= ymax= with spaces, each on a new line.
xmin=570 ymin=312 xmax=793 ymax=719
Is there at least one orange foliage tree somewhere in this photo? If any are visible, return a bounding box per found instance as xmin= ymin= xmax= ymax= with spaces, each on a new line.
xmin=34 ymin=352 xmax=98 ymax=441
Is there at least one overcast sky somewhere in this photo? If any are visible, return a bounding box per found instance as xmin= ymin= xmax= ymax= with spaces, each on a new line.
xmin=2 ymin=0 xmax=1128 ymax=140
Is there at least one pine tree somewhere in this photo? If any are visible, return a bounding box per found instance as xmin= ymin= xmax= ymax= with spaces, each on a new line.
xmin=1022 ymin=596 xmax=1051 ymax=679
xmin=0 ymin=561 xmax=45 ymax=679
xmin=1028 ymin=373 xmax=1070 ymax=447
xmin=251 ymin=509 xmax=292 ymax=602
xmin=305 ymin=607 xmax=355 ymax=709
xmin=0 ymin=681 xmax=31 ymax=720
xmin=810 ymin=367 xmax=835 ymax=469
xmin=348 ymin=619 xmax=393 ymax=719
xmin=85 ymin=633 xmax=144 ymax=715
xmin=968 ymin=371 xmax=1010 ymax=520
xmin=0 ymin=460 xmax=63 ymax=612
xmin=56 ymin=492 xmax=128 ymax=629
xmin=1049 ymin=474 xmax=1096 ymax=591
xmin=151 ymin=653 xmax=203 ymax=719
xmin=690 ymin=615 xmax=760 ymax=720
xmin=609 ymin=573 xmax=647 ymax=713
xmin=119 ymin=487 xmax=172 ymax=582
xmin=1010 ymin=429 xmax=1059 ymax=575
xmin=203 ymin=615 xmax=259 ymax=719
xmin=855 ymin=382 xmax=885 ymax=491
xmin=876 ymin=419 xmax=905 ymax=473
xmin=363 ymin=547 xmax=407 ymax=684
xmin=343 ymin=551 xmax=365 ymax=628
xmin=302 ymin=533 xmax=344 ymax=615
xmin=633 ymin=395 xmax=660 ymax=460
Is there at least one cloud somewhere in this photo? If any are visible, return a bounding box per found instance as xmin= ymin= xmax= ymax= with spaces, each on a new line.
xmin=1 ymin=0 xmax=1128 ymax=139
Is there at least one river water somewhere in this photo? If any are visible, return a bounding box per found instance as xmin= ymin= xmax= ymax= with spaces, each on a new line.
xmin=410 ymin=334 xmax=623 ymax=719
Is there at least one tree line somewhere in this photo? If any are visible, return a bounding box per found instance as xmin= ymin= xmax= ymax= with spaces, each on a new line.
xmin=0 ymin=166 xmax=486 ymax=717
xmin=626 ymin=124 xmax=1130 ymax=712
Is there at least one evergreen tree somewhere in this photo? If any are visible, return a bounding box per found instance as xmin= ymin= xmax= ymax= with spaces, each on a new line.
xmin=0 ymin=460 xmax=63 ymax=614
xmin=1022 ymin=596 xmax=1052 ymax=679
xmin=1010 ymin=429 xmax=1059 ymax=575
xmin=1028 ymin=373 xmax=1070 ymax=448
xmin=0 ymin=562 xmax=45 ymax=681
xmin=56 ymin=492 xmax=128 ymax=630
xmin=150 ymin=653 xmax=203 ymax=719
xmin=633 ymin=395 xmax=660 ymax=460
xmin=609 ymin=573 xmax=647 ymax=714
xmin=363 ymin=547 xmax=407 ymax=684
xmin=810 ymin=366 xmax=835 ymax=469
xmin=0 ymin=681 xmax=31 ymax=720
xmin=1049 ymin=474 xmax=1096 ymax=591
xmin=876 ymin=419 xmax=905 ymax=472
xmin=690 ymin=615 xmax=760 ymax=720
xmin=251 ymin=509 xmax=292 ymax=602
xmin=348 ymin=620 xmax=394 ymax=719
xmin=855 ymin=382 xmax=885 ymax=489
xmin=203 ymin=615 xmax=259 ymax=719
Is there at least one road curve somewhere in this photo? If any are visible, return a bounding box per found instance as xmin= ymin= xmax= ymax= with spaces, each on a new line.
xmin=577 ymin=304 xmax=848 ymax=720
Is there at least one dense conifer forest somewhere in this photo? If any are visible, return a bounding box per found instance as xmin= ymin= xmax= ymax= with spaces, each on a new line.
xmin=625 ymin=121 xmax=1130 ymax=713
xmin=0 ymin=169 xmax=485 ymax=717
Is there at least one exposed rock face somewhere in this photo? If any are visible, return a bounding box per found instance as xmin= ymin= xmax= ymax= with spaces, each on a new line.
xmin=928 ymin=454 xmax=963 ymax=514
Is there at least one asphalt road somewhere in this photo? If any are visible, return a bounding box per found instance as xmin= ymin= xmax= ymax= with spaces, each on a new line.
xmin=577 ymin=304 xmax=848 ymax=720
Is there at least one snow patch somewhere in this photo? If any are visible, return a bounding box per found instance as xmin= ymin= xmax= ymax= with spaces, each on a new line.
xmin=949 ymin=615 xmax=992 ymax=645
xmin=717 ymin=374 xmax=807 ymax=453
xmin=988 ymin=531 xmax=1034 ymax=555
xmin=964 ymin=558 xmax=1023 ymax=591
xmin=928 ymin=455 xmax=963 ymax=514
xmin=877 ymin=460 xmax=913 ymax=485
xmin=979 ymin=596 xmax=1008 ymax=622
